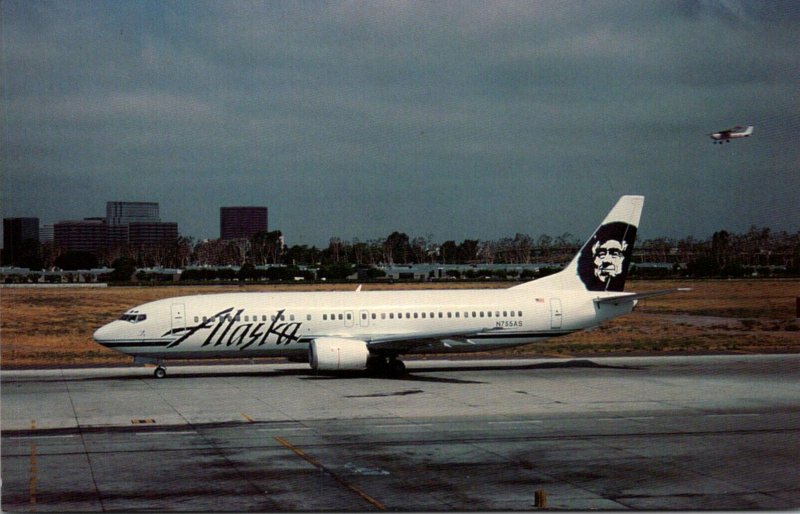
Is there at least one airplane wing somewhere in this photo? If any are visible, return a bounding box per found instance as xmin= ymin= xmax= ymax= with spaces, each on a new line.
xmin=305 ymin=326 xmax=500 ymax=353
xmin=594 ymin=288 xmax=691 ymax=306
xmin=365 ymin=327 xmax=498 ymax=351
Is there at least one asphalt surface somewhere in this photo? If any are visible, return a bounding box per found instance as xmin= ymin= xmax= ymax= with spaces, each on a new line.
xmin=2 ymin=354 xmax=799 ymax=511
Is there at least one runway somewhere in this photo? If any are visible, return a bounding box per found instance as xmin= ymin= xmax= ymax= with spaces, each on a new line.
xmin=2 ymin=354 xmax=799 ymax=510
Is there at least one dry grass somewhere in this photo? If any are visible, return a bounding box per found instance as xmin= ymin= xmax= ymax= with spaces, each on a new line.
xmin=1 ymin=279 xmax=798 ymax=367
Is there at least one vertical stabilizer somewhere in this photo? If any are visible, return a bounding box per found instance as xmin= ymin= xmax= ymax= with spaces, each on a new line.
xmin=513 ymin=195 xmax=643 ymax=292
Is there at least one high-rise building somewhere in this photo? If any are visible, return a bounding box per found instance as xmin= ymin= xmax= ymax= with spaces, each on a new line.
xmin=106 ymin=202 xmax=160 ymax=225
xmin=3 ymin=217 xmax=40 ymax=266
xmin=220 ymin=206 xmax=268 ymax=240
xmin=129 ymin=222 xmax=178 ymax=247
xmin=54 ymin=220 xmax=108 ymax=253
xmin=39 ymin=224 xmax=54 ymax=244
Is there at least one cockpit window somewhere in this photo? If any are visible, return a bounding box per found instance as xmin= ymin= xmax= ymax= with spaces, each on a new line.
xmin=120 ymin=313 xmax=147 ymax=323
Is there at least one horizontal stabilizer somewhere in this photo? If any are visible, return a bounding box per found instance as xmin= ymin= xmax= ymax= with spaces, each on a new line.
xmin=594 ymin=288 xmax=691 ymax=306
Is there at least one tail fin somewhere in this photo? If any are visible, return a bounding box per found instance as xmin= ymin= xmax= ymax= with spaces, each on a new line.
xmin=513 ymin=195 xmax=643 ymax=292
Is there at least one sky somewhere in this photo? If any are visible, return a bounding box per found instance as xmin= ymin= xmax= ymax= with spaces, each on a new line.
xmin=3 ymin=0 xmax=799 ymax=247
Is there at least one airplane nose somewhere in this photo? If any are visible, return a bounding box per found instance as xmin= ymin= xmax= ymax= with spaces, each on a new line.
xmin=93 ymin=323 xmax=116 ymax=345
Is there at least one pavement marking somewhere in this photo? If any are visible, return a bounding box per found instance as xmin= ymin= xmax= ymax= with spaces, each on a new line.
xmin=705 ymin=413 xmax=761 ymax=418
xmin=488 ymin=420 xmax=543 ymax=425
xmin=135 ymin=431 xmax=195 ymax=436
xmin=274 ymin=436 xmax=386 ymax=511
xmin=29 ymin=441 xmax=37 ymax=510
xmin=374 ymin=423 xmax=433 ymax=429
xmin=257 ymin=427 xmax=312 ymax=432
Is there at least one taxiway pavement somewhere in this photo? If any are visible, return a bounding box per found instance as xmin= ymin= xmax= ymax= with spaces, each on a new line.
xmin=2 ymin=354 xmax=799 ymax=510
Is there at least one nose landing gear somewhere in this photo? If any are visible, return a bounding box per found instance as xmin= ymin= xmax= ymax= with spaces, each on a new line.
xmin=154 ymin=366 xmax=167 ymax=379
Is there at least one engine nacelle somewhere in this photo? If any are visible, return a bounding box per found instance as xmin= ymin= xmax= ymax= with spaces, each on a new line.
xmin=309 ymin=337 xmax=370 ymax=371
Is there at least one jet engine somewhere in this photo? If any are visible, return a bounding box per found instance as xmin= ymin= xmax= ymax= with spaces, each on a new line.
xmin=309 ymin=337 xmax=370 ymax=371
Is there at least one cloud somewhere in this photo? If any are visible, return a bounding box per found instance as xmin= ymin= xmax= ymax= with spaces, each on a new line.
xmin=2 ymin=0 xmax=798 ymax=246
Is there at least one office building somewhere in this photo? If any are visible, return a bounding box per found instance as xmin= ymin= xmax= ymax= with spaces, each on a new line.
xmin=129 ymin=222 xmax=178 ymax=247
xmin=54 ymin=220 xmax=108 ymax=253
xmin=39 ymin=224 xmax=54 ymax=244
xmin=3 ymin=217 xmax=40 ymax=266
xmin=106 ymin=202 xmax=160 ymax=225
xmin=220 ymin=206 xmax=268 ymax=240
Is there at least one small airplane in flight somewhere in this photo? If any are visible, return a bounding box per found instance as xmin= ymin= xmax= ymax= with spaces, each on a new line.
xmin=709 ymin=125 xmax=753 ymax=144
xmin=93 ymin=195 xmax=688 ymax=378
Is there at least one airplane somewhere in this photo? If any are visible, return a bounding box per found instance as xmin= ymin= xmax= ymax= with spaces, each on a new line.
xmin=709 ymin=125 xmax=753 ymax=144
xmin=93 ymin=195 xmax=688 ymax=378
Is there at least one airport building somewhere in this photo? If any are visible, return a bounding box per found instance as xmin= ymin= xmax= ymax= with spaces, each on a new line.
xmin=220 ymin=206 xmax=268 ymax=240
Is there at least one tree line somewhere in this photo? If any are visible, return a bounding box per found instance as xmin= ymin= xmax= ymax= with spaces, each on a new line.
xmin=3 ymin=226 xmax=800 ymax=278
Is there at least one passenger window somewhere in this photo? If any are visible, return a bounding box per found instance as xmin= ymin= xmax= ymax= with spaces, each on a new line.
xmin=372 ymin=313 xmax=376 ymax=320
xmin=390 ymin=313 xmax=394 ymax=319
xmin=307 ymin=314 xmax=312 ymax=321
xmin=518 ymin=311 xmax=523 ymax=317
xmin=338 ymin=314 xmax=343 ymax=320
xmin=414 ymin=313 xmax=418 ymax=319
xmin=346 ymin=313 xmax=352 ymax=320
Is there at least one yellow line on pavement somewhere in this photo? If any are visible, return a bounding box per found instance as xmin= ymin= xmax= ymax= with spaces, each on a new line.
xmin=274 ymin=436 xmax=386 ymax=510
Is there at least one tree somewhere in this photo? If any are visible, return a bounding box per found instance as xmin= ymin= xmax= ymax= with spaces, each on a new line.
xmin=110 ymin=257 xmax=137 ymax=282
xmin=55 ymin=251 xmax=98 ymax=271
xmin=384 ymin=232 xmax=411 ymax=265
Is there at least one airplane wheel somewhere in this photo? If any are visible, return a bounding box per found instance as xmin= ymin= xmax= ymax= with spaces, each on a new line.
xmin=389 ymin=359 xmax=406 ymax=378
xmin=154 ymin=366 xmax=167 ymax=379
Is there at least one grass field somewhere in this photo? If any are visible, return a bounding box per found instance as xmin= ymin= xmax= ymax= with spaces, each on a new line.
xmin=1 ymin=280 xmax=798 ymax=368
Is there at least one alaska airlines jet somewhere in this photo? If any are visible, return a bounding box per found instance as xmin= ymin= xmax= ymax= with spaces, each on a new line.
xmin=93 ymin=195 xmax=684 ymax=378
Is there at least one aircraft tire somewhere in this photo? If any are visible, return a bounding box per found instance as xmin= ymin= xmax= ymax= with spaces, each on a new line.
xmin=154 ymin=366 xmax=167 ymax=379
xmin=389 ymin=359 xmax=406 ymax=378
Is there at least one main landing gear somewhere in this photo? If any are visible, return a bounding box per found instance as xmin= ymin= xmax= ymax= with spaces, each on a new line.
xmin=367 ymin=355 xmax=407 ymax=378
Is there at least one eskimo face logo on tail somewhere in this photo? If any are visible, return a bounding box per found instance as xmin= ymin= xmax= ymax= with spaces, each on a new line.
xmin=577 ymin=221 xmax=637 ymax=292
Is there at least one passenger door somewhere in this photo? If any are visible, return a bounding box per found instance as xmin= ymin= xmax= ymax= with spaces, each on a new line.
xmin=550 ymin=299 xmax=563 ymax=329
xmin=171 ymin=303 xmax=186 ymax=332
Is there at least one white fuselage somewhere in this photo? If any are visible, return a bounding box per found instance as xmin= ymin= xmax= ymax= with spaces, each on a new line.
xmin=93 ymin=287 xmax=633 ymax=360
